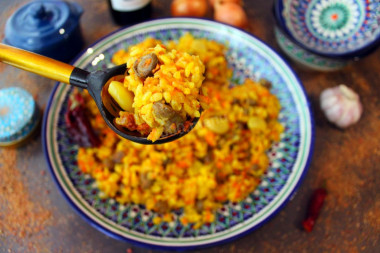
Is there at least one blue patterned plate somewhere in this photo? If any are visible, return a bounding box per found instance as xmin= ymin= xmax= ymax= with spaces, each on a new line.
xmin=274 ymin=26 xmax=349 ymax=71
xmin=276 ymin=0 xmax=380 ymax=58
xmin=42 ymin=18 xmax=314 ymax=250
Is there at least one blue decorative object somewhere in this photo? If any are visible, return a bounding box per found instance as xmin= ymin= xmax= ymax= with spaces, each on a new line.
xmin=274 ymin=26 xmax=349 ymax=71
xmin=275 ymin=0 xmax=380 ymax=59
xmin=43 ymin=18 xmax=314 ymax=250
xmin=0 ymin=87 xmax=40 ymax=147
xmin=4 ymin=0 xmax=84 ymax=63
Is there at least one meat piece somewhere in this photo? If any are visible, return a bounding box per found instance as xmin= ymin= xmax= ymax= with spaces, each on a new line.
xmin=195 ymin=199 xmax=204 ymax=213
xmin=152 ymin=102 xmax=185 ymax=134
xmin=155 ymin=200 xmax=169 ymax=214
xmin=152 ymin=101 xmax=177 ymax=121
xmin=103 ymin=158 xmax=115 ymax=169
xmin=259 ymin=78 xmax=272 ymax=89
xmin=133 ymin=53 xmax=158 ymax=78
xmin=246 ymin=98 xmax=257 ymax=106
xmin=164 ymin=114 xmax=185 ymax=134
xmin=112 ymin=151 xmax=125 ymax=163
xmin=140 ymin=172 xmax=154 ymax=189
xmin=201 ymin=147 xmax=213 ymax=163
xmin=115 ymin=112 xmax=138 ymax=131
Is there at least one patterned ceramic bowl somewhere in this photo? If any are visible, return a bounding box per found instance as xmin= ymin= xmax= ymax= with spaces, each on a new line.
xmin=274 ymin=26 xmax=349 ymax=71
xmin=274 ymin=0 xmax=380 ymax=59
xmin=43 ymin=18 xmax=314 ymax=250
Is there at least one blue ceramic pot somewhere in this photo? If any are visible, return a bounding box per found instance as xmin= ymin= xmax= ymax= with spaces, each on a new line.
xmin=4 ymin=0 xmax=84 ymax=63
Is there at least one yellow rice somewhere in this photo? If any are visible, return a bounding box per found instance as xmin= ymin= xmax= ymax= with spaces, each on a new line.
xmin=112 ymin=41 xmax=205 ymax=142
xmin=77 ymin=33 xmax=284 ymax=228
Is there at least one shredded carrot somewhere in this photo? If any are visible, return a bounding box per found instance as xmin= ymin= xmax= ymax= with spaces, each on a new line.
xmin=143 ymin=58 xmax=152 ymax=67
xmin=208 ymin=67 xmax=219 ymax=76
xmin=152 ymin=63 xmax=160 ymax=73
xmin=214 ymin=92 xmax=221 ymax=100
xmin=184 ymin=199 xmax=194 ymax=205
xmin=260 ymin=89 xmax=270 ymax=97
xmin=215 ymin=195 xmax=227 ymax=201
xmin=205 ymin=131 xmax=216 ymax=147
xmin=225 ymin=154 xmax=233 ymax=162
xmin=199 ymin=95 xmax=211 ymax=104
xmin=216 ymin=161 xmax=224 ymax=169
xmin=177 ymin=161 xmax=189 ymax=169
xmin=137 ymin=123 xmax=150 ymax=134
xmin=183 ymin=121 xmax=193 ymax=132
xmin=181 ymin=217 xmax=188 ymax=226
xmin=186 ymin=152 xmax=193 ymax=160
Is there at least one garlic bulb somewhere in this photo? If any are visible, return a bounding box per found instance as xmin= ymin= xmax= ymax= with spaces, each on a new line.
xmin=320 ymin=85 xmax=363 ymax=128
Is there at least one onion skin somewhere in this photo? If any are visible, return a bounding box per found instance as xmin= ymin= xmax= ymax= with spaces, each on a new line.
xmin=209 ymin=0 xmax=242 ymax=8
xmin=214 ymin=2 xmax=248 ymax=29
xmin=171 ymin=0 xmax=208 ymax=17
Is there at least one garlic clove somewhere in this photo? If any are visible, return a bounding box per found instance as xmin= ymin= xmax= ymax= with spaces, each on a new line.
xmin=320 ymin=84 xmax=363 ymax=129
xmin=320 ymin=88 xmax=335 ymax=101
xmin=320 ymin=94 xmax=338 ymax=111
xmin=324 ymin=103 xmax=343 ymax=122
xmin=351 ymin=102 xmax=363 ymax=124
xmin=336 ymin=108 xmax=354 ymax=128
xmin=339 ymin=84 xmax=359 ymax=101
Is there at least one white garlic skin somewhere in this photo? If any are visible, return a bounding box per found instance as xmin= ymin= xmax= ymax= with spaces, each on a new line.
xmin=320 ymin=85 xmax=363 ymax=128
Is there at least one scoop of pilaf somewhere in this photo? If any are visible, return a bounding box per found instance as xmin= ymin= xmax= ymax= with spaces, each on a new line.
xmin=77 ymin=33 xmax=284 ymax=229
xmin=112 ymin=40 xmax=206 ymax=142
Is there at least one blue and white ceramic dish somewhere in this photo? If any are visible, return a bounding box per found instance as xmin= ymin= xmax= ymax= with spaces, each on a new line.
xmin=275 ymin=0 xmax=380 ymax=59
xmin=274 ymin=26 xmax=349 ymax=71
xmin=43 ymin=18 xmax=314 ymax=250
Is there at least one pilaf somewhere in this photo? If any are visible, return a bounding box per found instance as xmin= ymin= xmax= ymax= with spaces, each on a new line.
xmin=77 ymin=33 xmax=284 ymax=228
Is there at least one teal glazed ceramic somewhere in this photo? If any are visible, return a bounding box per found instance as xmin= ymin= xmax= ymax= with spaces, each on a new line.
xmin=274 ymin=26 xmax=349 ymax=71
xmin=0 ymin=87 xmax=40 ymax=147
xmin=276 ymin=0 xmax=380 ymax=59
xmin=43 ymin=18 xmax=314 ymax=250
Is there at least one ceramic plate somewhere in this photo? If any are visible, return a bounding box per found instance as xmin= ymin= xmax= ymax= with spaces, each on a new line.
xmin=274 ymin=27 xmax=348 ymax=71
xmin=43 ymin=18 xmax=314 ymax=250
xmin=277 ymin=0 xmax=380 ymax=58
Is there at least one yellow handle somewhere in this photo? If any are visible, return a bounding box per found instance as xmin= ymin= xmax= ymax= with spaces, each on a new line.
xmin=0 ymin=43 xmax=74 ymax=84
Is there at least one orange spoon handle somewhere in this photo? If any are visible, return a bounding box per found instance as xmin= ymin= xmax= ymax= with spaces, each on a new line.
xmin=0 ymin=43 xmax=74 ymax=84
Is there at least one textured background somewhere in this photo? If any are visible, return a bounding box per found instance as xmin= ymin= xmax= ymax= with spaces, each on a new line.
xmin=0 ymin=0 xmax=379 ymax=252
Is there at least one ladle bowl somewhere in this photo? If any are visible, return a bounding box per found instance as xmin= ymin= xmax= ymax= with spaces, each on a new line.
xmin=0 ymin=43 xmax=199 ymax=144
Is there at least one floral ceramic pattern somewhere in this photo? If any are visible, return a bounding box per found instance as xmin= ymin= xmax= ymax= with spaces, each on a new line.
xmin=310 ymin=0 xmax=361 ymax=39
xmin=282 ymin=0 xmax=380 ymax=55
xmin=43 ymin=18 xmax=313 ymax=250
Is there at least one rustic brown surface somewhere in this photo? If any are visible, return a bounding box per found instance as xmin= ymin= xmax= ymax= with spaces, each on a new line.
xmin=0 ymin=0 xmax=379 ymax=252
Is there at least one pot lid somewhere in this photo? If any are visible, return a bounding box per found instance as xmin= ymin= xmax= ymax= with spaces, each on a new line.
xmin=4 ymin=0 xmax=83 ymax=51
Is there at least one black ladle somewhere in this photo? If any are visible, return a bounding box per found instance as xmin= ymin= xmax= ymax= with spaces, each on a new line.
xmin=0 ymin=43 xmax=199 ymax=144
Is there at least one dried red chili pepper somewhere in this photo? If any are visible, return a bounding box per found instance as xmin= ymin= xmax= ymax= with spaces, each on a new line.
xmin=65 ymin=91 xmax=100 ymax=147
xmin=302 ymin=187 xmax=327 ymax=232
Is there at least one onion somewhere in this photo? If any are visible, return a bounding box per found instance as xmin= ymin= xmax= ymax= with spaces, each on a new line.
xmin=214 ymin=2 xmax=248 ymax=28
xmin=171 ymin=0 xmax=208 ymax=17
xmin=209 ymin=0 xmax=242 ymax=8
